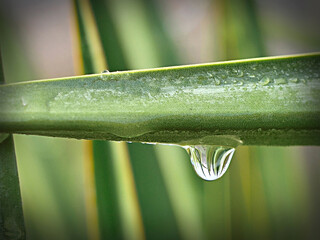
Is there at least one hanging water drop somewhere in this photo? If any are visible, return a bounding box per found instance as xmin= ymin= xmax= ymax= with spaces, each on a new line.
xmin=184 ymin=145 xmax=235 ymax=181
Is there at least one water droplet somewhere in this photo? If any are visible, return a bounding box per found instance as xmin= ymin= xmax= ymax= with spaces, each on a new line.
xmin=250 ymin=64 xmax=258 ymax=70
xmin=274 ymin=78 xmax=287 ymax=85
xmin=184 ymin=145 xmax=235 ymax=181
xmin=101 ymin=70 xmax=110 ymax=74
xmin=288 ymin=78 xmax=298 ymax=83
xmin=21 ymin=97 xmax=28 ymax=107
xmin=259 ymin=76 xmax=270 ymax=86
xmin=84 ymin=91 xmax=92 ymax=100
xmin=197 ymin=75 xmax=206 ymax=81
xmin=237 ymin=70 xmax=244 ymax=77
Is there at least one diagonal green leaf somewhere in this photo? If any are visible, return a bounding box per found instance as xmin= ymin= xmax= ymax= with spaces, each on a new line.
xmin=89 ymin=0 xmax=128 ymax=71
xmin=127 ymin=143 xmax=181 ymax=240
xmin=92 ymin=140 xmax=121 ymax=239
xmin=205 ymin=1 xmax=268 ymax=239
xmin=74 ymin=1 xmax=145 ymax=240
xmin=154 ymin=144 xmax=205 ymax=240
xmin=90 ymin=0 xmax=187 ymax=239
xmin=0 ymin=135 xmax=25 ymax=240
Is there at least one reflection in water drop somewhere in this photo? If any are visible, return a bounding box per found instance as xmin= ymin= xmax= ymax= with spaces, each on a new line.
xmin=184 ymin=145 xmax=235 ymax=181
xmin=21 ymin=97 xmax=28 ymax=107
xmin=101 ymin=70 xmax=110 ymax=73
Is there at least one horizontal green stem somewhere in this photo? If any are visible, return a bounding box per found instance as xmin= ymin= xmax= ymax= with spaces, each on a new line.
xmin=0 ymin=54 xmax=320 ymax=146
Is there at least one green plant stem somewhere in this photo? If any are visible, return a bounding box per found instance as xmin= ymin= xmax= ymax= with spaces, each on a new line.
xmin=0 ymin=54 xmax=319 ymax=146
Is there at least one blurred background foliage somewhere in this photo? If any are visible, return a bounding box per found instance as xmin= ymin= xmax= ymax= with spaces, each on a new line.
xmin=1 ymin=0 xmax=320 ymax=239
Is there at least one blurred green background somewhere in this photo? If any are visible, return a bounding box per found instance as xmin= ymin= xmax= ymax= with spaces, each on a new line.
xmin=1 ymin=0 xmax=320 ymax=239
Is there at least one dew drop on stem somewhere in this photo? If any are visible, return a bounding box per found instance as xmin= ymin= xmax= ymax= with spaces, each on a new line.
xmin=259 ymin=76 xmax=270 ymax=86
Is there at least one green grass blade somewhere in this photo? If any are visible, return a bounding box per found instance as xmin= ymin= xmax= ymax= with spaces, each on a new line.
xmin=0 ymin=135 xmax=25 ymax=240
xmin=154 ymin=145 xmax=205 ymax=240
xmin=93 ymin=0 xmax=187 ymax=238
xmin=91 ymin=141 xmax=145 ymax=240
xmin=74 ymin=1 xmax=146 ymax=239
xmin=0 ymin=54 xmax=319 ymax=146
xmin=73 ymin=2 xmax=105 ymax=239
xmin=106 ymin=0 xmax=159 ymax=69
xmin=99 ymin=0 xmax=204 ymax=238
xmin=251 ymin=147 xmax=312 ymax=239
xmin=222 ymin=0 xmax=266 ymax=59
xmin=89 ymin=0 xmax=128 ymax=71
xmin=14 ymin=135 xmax=88 ymax=240
xmin=127 ymin=143 xmax=181 ymax=239
xmin=0 ymin=52 xmax=26 ymax=239
xmin=2 ymin=18 xmax=90 ymax=239
xmin=139 ymin=0 xmax=179 ymax=66
xmin=91 ymin=140 xmax=121 ymax=239
xmin=73 ymin=0 xmax=107 ymax=73
xmin=218 ymin=1 xmax=269 ymax=238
